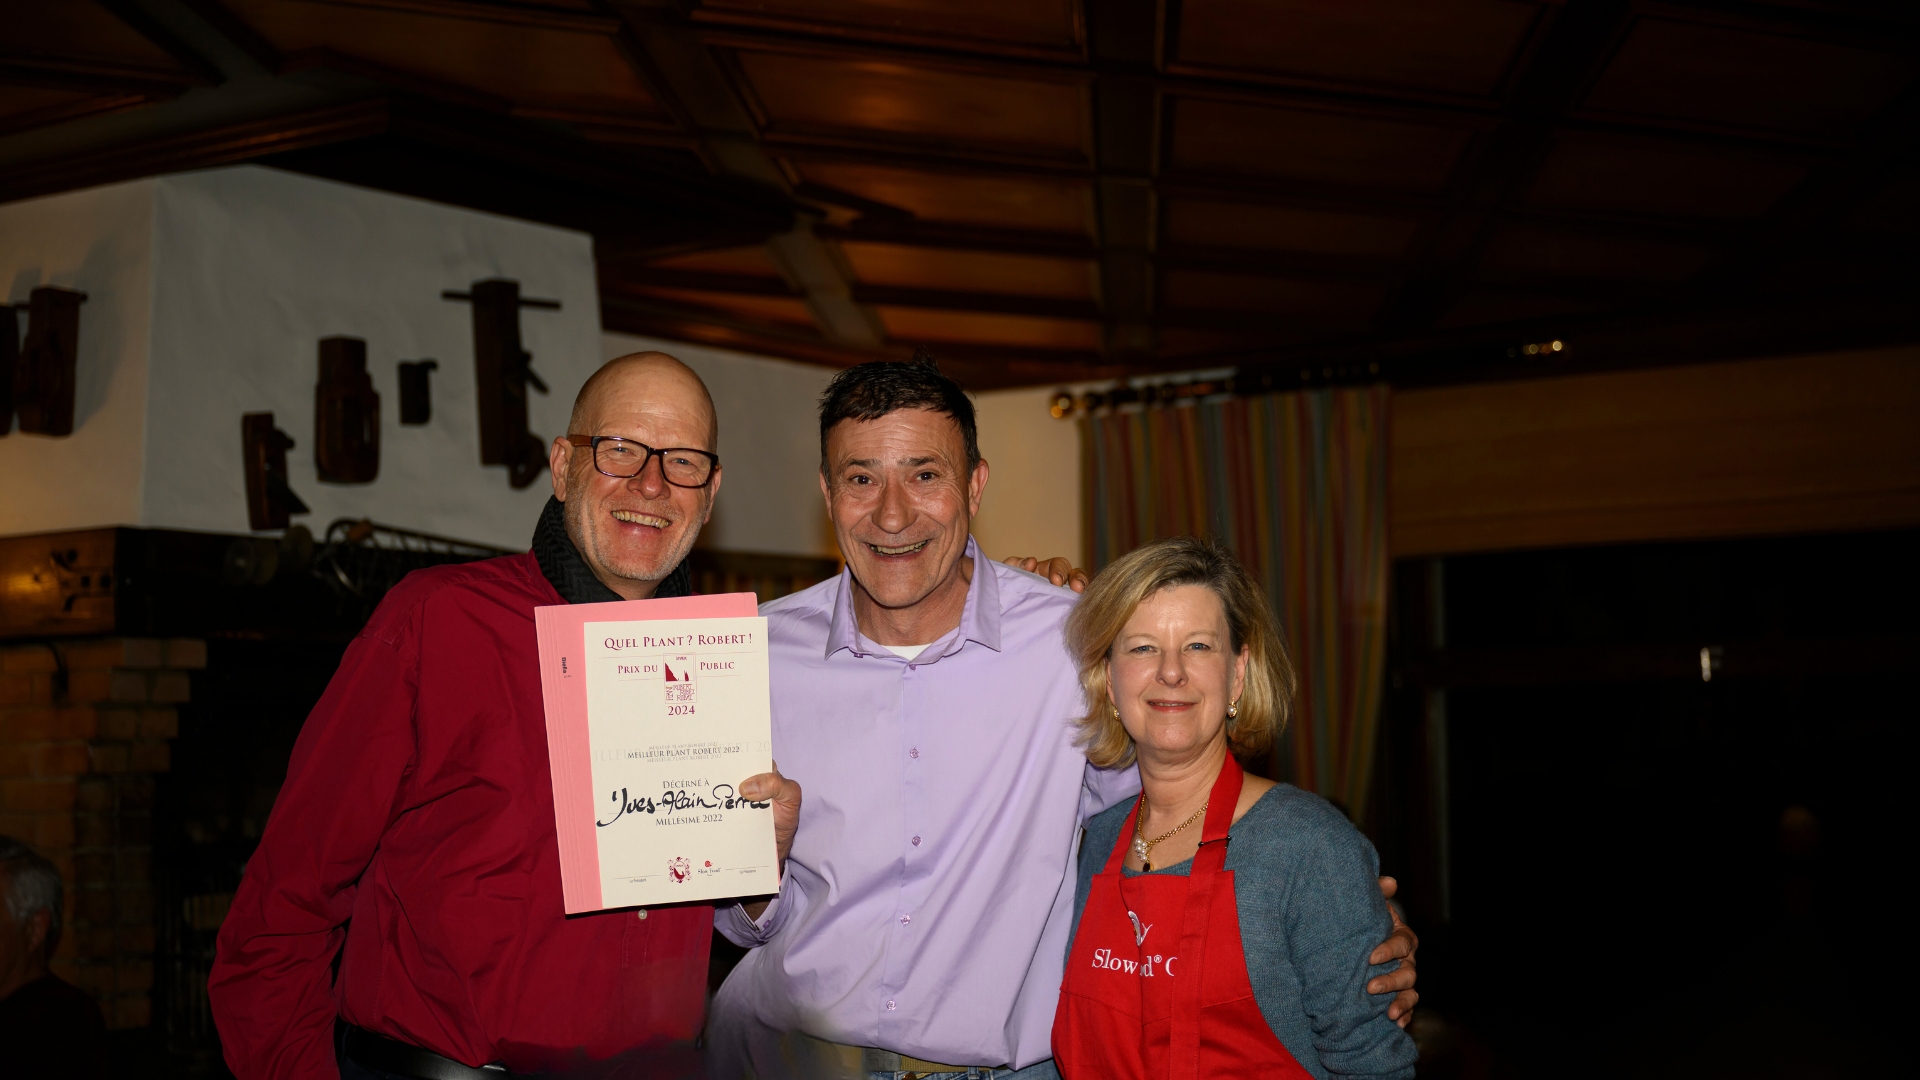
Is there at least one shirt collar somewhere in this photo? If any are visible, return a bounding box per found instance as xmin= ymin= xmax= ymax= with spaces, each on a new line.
xmin=825 ymin=536 xmax=1003 ymax=660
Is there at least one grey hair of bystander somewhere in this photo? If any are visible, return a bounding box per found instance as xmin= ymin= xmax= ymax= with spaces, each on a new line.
xmin=0 ymin=836 xmax=62 ymax=957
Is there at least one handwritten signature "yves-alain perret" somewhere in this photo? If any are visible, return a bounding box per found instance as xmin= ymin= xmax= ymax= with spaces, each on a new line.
xmin=596 ymin=784 xmax=771 ymax=828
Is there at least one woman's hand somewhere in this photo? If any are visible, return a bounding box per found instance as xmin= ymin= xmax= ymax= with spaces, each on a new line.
xmin=1002 ymin=555 xmax=1091 ymax=592
xmin=1367 ymin=876 xmax=1420 ymax=1027
xmin=739 ymin=763 xmax=802 ymax=867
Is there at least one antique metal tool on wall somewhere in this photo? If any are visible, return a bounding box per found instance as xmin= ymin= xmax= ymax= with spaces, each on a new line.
xmin=241 ymin=413 xmax=308 ymax=532
xmin=397 ymin=359 xmax=437 ymax=425
xmin=442 ymin=279 xmax=559 ymax=489
xmin=314 ymin=336 xmax=381 ymax=484
xmin=5 ymin=286 xmax=87 ymax=437
xmin=0 ymin=303 xmax=15 ymax=433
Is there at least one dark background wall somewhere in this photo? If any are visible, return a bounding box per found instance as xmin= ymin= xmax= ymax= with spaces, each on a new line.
xmin=1381 ymin=527 xmax=1917 ymax=1078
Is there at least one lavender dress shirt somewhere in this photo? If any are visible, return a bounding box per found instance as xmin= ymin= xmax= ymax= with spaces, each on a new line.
xmin=713 ymin=538 xmax=1140 ymax=1069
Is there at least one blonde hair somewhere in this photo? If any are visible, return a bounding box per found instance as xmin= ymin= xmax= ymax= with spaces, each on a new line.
xmin=1066 ymin=537 xmax=1295 ymax=769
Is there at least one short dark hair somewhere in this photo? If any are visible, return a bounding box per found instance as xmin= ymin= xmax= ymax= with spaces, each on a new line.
xmin=818 ymin=350 xmax=979 ymax=473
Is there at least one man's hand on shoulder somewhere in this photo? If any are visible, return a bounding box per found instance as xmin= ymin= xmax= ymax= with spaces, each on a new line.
xmin=1001 ymin=555 xmax=1091 ymax=593
xmin=1368 ymin=875 xmax=1419 ymax=1027
xmin=739 ymin=764 xmax=801 ymax=867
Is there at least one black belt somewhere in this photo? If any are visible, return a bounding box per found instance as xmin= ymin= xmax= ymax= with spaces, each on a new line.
xmin=337 ymin=1021 xmax=510 ymax=1080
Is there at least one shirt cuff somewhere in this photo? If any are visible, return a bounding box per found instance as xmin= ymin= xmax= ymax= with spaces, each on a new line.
xmin=714 ymin=892 xmax=784 ymax=948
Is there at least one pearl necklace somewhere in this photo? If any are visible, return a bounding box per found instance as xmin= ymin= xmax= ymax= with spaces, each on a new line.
xmin=1130 ymin=797 xmax=1207 ymax=871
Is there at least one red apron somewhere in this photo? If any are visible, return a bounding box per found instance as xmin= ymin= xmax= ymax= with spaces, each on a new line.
xmin=1053 ymin=756 xmax=1312 ymax=1080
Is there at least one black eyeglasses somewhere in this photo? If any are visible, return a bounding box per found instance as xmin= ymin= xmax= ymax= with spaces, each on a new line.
xmin=567 ymin=435 xmax=719 ymax=488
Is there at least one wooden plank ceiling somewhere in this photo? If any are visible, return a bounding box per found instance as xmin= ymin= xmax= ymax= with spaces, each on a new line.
xmin=4 ymin=0 xmax=1919 ymax=389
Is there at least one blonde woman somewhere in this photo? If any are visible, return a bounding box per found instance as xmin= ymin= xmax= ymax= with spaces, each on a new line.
xmin=1051 ymin=537 xmax=1417 ymax=1079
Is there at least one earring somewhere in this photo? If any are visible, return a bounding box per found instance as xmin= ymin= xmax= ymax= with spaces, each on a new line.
xmin=1110 ymin=703 xmax=1121 ymax=721
xmin=1227 ymin=699 xmax=1240 ymax=720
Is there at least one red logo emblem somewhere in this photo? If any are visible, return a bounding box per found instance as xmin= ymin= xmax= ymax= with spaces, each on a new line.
xmin=668 ymin=856 xmax=690 ymax=883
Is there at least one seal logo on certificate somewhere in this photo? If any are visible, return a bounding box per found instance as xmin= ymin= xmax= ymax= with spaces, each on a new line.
xmin=535 ymin=593 xmax=779 ymax=913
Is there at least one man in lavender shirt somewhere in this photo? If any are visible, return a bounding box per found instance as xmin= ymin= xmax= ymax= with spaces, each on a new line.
xmin=711 ymin=359 xmax=1416 ymax=1078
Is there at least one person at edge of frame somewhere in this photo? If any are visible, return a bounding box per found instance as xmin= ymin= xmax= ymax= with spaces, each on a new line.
xmin=0 ymin=836 xmax=108 ymax=1080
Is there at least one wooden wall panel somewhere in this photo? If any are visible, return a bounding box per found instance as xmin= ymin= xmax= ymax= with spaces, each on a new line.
xmin=1390 ymin=349 xmax=1920 ymax=556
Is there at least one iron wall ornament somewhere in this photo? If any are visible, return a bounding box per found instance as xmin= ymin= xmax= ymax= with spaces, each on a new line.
xmin=0 ymin=304 xmax=16 ymax=434
xmin=242 ymin=412 xmax=309 ymax=531
xmin=443 ymin=279 xmax=559 ymax=489
xmin=315 ymin=337 xmax=381 ymax=484
xmin=11 ymin=286 xmax=87 ymax=436
xmin=397 ymin=359 xmax=437 ymax=425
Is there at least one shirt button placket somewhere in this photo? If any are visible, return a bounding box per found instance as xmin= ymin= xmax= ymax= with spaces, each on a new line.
xmin=889 ymin=658 xmax=921 ymax=1032
xmin=903 ymin=665 xmax=923 ymax=858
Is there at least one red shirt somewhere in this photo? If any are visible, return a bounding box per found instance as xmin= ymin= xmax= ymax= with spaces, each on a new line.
xmin=209 ymin=554 xmax=710 ymax=1078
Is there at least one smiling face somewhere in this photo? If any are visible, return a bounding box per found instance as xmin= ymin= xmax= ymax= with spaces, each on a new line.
xmin=821 ymin=407 xmax=988 ymax=635
xmin=1107 ymin=584 xmax=1250 ymax=765
xmin=549 ymin=354 xmax=720 ymax=599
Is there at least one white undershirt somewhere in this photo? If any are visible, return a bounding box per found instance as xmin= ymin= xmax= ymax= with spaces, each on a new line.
xmin=879 ymin=642 xmax=933 ymax=662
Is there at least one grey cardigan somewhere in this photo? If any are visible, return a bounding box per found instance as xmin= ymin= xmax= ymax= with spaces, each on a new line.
xmin=1068 ymin=784 xmax=1419 ymax=1080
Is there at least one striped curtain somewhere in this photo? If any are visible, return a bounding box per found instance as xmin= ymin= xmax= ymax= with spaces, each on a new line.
xmin=1083 ymin=386 xmax=1391 ymax=820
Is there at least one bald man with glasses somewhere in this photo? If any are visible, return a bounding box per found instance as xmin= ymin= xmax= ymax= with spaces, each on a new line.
xmin=211 ymin=354 xmax=802 ymax=1080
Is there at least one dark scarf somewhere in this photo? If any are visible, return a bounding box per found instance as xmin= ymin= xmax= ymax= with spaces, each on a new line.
xmin=531 ymin=496 xmax=691 ymax=603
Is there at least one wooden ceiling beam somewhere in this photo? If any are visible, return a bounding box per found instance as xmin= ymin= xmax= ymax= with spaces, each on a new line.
xmin=759 ymin=131 xmax=1092 ymax=174
xmin=772 ymin=125 xmax=1840 ymax=209
xmin=819 ymin=203 xmax=1725 ymax=272
xmin=0 ymin=57 xmax=197 ymax=98
xmin=610 ymin=268 xmax=792 ymax=296
xmin=0 ymin=93 xmax=154 ymax=141
xmin=606 ymin=266 xmax=1103 ymax=321
xmin=618 ymin=272 xmax=1920 ymax=392
xmin=304 ymin=0 xmax=622 ymax=34
xmin=687 ymin=3 xmax=1089 ymax=66
xmin=277 ymin=47 xmax=515 ymax=114
xmin=603 ymin=286 xmax=836 ymax=343
xmin=95 ymin=0 xmax=227 ymax=86
xmin=689 ymin=10 xmax=1892 ymax=157
xmin=1374 ymin=0 xmax=1639 ymax=335
xmin=1152 ymin=309 xmax=1374 ymax=336
xmin=851 ymin=285 xmax=1100 ymax=322
xmin=175 ymin=0 xmax=284 ymax=72
xmin=609 ymin=1 xmax=879 ymax=350
xmin=603 ymin=292 xmax=1129 ymax=391
xmin=600 ymin=297 xmax=877 ymax=369
xmin=610 ymin=238 xmax=1732 ymax=316
xmin=1151 ymin=172 xmax=1448 ymax=215
xmin=695 ymin=25 xmax=1092 ymax=86
xmin=781 ymin=138 xmax=1796 ymax=248
xmin=0 ymin=97 xmax=388 ymax=204
xmin=1695 ymin=74 xmax=1920 ymax=300
xmin=1086 ymin=0 xmax=1160 ymax=362
xmin=818 ymin=219 xmax=1098 ymax=259
xmin=1154 ymin=248 xmax=1405 ymax=281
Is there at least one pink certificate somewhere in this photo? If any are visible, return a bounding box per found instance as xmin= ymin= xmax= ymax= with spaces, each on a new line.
xmin=534 ymin=592 xmax=777 ymax=913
